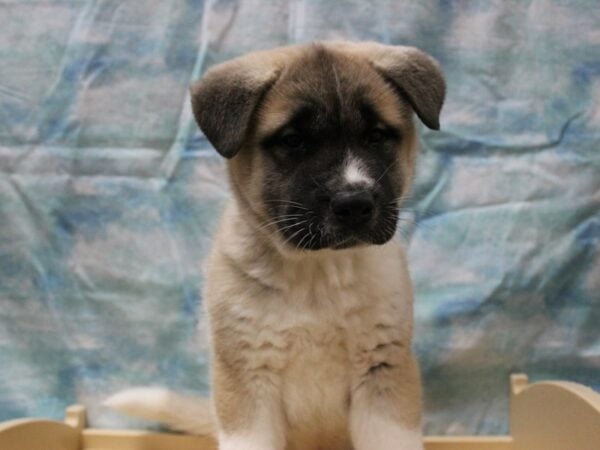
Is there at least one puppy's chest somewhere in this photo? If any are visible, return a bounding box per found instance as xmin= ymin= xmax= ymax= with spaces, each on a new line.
xmin=265 ymin=288 xmax=360 ymax=449
xmin=215 ymin=250 xmax=408 ymax=448
xmin=267 ymin=281 xmax=400 ymax=449
xmin=257 ymin=281 xmax=392 ymax=361
xmin=279 ymin=320 xmax=352 ymax=450
xmin=245 ymin=278 xmax=401 ymax=391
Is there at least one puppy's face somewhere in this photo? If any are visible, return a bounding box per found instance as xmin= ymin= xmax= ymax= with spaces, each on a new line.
xmin=191 ymin=43 xmax=445 ymax=252
xmin=253 ymin=49 xmax=415 ymax=250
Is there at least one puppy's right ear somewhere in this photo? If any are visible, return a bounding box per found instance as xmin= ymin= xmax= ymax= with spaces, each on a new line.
xmin=190 ymin=54 xmax=282 ymax=158
xmin=328 ymin=41 xmax=445 ymax=130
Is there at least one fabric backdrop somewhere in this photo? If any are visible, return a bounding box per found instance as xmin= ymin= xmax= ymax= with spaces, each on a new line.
xmin=1 ymin=0 xmax=598 ymax=435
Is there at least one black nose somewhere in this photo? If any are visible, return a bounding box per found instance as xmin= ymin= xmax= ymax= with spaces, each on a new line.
xmin=331 ymin=191 xmax=374 ymax=226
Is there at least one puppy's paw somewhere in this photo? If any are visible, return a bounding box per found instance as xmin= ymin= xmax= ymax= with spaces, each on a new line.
xmin=351 ymin=412 xmax=423 ymax=450
xmin=218 ymin=433 xmax=279 ymax=450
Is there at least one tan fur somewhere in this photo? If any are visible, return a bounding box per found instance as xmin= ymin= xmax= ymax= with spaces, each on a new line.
xmin=205 ymin=202 xmax=422 ymax=450
xmin=200 ymin=44 xmax=438 ymax=450
xmin=107 ymin=42 xmax=445 ymax=450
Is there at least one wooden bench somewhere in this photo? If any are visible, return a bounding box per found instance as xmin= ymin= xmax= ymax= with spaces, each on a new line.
xmin=1 ymin=374 xmax=599 ymax=450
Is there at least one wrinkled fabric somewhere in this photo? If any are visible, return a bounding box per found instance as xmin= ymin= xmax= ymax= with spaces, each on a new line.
xmin=0 ymin=0 xmax=598 ymax=435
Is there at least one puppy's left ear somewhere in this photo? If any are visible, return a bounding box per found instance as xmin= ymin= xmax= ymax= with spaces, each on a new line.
xmin=189 ymin=51 xmax=284 ymax=158
xmin=331 ymin=42 xmax=446 ymax=130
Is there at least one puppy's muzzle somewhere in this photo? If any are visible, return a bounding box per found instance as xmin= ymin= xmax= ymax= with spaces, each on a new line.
xmin=331 ymin=190 xmax=375 ymax=228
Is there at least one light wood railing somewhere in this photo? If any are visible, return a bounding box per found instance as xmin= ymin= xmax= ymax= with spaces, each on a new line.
xmin=1 ymin=374 xmax=599 ymax=450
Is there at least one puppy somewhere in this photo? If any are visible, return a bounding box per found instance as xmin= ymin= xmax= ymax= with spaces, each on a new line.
xmin=106 ymin=41 xmax=445 ymax=450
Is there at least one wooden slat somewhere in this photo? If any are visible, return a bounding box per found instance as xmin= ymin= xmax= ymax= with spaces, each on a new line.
xmin=81 ymin=429 xmax=515 ymax=450
xmin=2 ymin=374 xmax=600 ymax=450
xmin=82 ymin=429 xmax=217 ymax=450
xmin=0 ymin=418 xmax=80 ymax=450
xmin=425 ymin=436 xmax=513 ymax=450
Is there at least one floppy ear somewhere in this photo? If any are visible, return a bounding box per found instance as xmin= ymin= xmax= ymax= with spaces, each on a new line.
xmin=190 ymin=53 xmax=282 ymax=158
xmin=331 ymin=42 xmax=446 ymax=130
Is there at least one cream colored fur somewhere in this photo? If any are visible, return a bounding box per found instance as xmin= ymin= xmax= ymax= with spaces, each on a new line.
xmin=107 ymin=200 xmax=423 ymax=450
xmin=105 ymin=41 xmax=447 ymax=450
xmin=104 ymin=387 xmax=215 ymax=435
xmin=205 ymin=202 xmax=421 ymax=450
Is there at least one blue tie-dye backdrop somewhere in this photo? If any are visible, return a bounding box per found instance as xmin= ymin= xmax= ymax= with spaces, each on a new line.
xmin=0 ymin=0 xmax=598 ymax=435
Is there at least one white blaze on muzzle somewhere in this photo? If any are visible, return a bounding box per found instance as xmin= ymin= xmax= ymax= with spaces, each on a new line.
xmin=343 ymin=155 xmax=374 ymax=187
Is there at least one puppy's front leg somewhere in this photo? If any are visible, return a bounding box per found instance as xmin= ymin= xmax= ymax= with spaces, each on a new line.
xmin=350 ymin=348 xmax=423 ymax=450
xmin=213 ymin=358 xmax=286 ymax=450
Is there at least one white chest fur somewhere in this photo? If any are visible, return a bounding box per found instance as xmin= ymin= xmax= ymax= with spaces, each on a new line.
xmin=205 ymin=215 xmax=416 ymax=450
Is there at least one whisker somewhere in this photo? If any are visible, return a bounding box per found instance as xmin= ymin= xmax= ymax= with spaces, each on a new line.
xmin=302 ymin=223 xmax=314 ymax=249
xmin=278 ymin=220 xmax=308 ymax=233
xmin=332 ymin=236 xmax=353 ymax=248
xmin=306 ymin=228 xmax=318 ymax=250
xmin=318 ymin=224 xmax=325 ymax=248
xmin=374 ymin=161 xmax=396 ymax=184
xmin=297 ymin=229 xmax=312 ymax=250
xmin=263 ymin=200 xmax=309 ymax=209
xmin=281 ymin=226 xmax=307 ymax=247
xmin=254 ymin=214 xmax=305 ymax=233
xmin=256 ymin=213 xmax=305 ymax=225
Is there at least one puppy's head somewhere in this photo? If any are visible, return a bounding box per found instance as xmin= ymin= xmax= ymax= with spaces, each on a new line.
xmin=191 ymin=42 xmax=445 ymax=251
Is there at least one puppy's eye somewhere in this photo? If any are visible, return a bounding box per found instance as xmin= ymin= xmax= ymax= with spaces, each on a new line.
xmin=281 ymin=132 xmax=304 ymax=150
xmin=366 ymin=129 xmax=386 ymax=145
